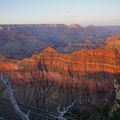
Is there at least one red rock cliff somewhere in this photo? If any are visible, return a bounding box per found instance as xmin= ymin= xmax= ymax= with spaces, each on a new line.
xmin=0 ymin=35 xmax=120 ymax=93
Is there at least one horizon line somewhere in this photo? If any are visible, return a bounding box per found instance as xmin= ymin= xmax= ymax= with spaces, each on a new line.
xmin=0 ymin=23 xmax=120 ymax=27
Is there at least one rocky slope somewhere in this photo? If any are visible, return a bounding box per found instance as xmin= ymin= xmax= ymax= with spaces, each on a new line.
xmin=0 ymin=35 xmax=120 ymax=94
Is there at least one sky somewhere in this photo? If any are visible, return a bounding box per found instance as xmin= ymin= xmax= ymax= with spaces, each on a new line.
xmin=0 ymin=0 xmax=120 ymax=25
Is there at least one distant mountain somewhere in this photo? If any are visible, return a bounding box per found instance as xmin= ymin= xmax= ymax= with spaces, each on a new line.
xmin=0 ymin=24 xmax=120 ymax=59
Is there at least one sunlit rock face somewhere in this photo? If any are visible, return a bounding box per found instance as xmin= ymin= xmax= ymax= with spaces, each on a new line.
xmin=36 ymin=35 xmax=120 ymax=81
xmin=0 ymin=35 xmax=120 ymax=100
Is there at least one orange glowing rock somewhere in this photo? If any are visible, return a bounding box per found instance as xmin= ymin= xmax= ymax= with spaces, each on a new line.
xmin=0 ymin=35 xmax=120 ymax=88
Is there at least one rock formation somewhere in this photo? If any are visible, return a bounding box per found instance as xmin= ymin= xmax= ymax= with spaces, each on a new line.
xmin=0 ymin=35 xmax=120 ymax=105
xmin=0 ymin=25 xmax=120 ymax=58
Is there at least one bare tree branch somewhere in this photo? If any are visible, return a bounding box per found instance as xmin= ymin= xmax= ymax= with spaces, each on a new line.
xmin=57 ymin=100 xmax=77 ymax=120
xmin=0 ymin=73 xmax=30 ymax=120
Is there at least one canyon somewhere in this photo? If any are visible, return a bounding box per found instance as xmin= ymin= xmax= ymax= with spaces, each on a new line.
xmin=0 ymin=35 xmax=120 ymax=81
xmin=0 ymin=24 xmax=120 ymax=59
xmin=0 ymin=35 xmax=120 ymax=108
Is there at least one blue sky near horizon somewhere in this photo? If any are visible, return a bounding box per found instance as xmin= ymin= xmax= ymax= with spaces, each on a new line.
xmin=0 ymin=0 xmax=120 ymax=25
